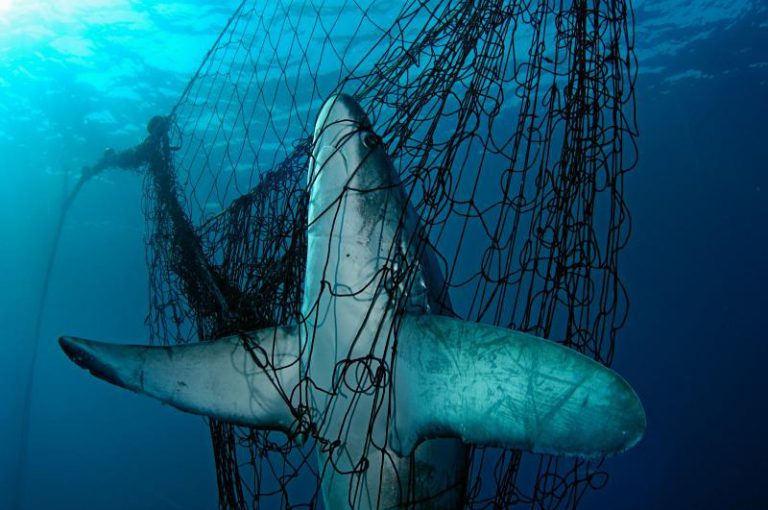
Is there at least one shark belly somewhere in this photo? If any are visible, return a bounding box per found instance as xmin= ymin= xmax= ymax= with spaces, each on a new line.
xmin=302 ymin=221 xmax=467 ymax=509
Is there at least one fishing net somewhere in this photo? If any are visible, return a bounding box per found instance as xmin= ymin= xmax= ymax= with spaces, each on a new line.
xmin=110 ymin=0 xmax=637 ymax=507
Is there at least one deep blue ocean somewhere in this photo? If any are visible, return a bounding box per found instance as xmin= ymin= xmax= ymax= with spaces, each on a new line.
xmin=1 ymin=1 xmax=766 ymax=509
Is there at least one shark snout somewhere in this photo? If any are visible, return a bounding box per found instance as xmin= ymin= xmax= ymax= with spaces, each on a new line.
xmin=313 ymin=94 xmax=371 ymax=141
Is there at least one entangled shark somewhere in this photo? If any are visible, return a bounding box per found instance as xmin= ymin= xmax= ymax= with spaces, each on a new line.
xmin=60 ymin=94 xmax=645 ymax=509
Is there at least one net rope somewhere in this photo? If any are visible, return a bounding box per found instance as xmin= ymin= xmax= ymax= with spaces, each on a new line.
xmin=129 ymin=0 xmax=637 ymax=507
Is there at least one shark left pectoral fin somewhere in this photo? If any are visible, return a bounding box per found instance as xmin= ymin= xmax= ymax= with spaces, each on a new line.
xmin=392 ymin=314 xmax=646 ymax=458
xmin=59 ymin=327 xmax=300 ymax=431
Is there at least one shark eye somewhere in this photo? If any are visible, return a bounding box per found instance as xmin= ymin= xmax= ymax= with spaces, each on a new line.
xmin=362 ymin=132 xmax=380 ymax=149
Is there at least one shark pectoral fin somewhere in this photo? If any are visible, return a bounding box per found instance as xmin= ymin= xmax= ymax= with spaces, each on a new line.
xmin=393 ymin=315 xmax=646 ymax=458
xmin=59 ymin=327 xmax=300 ymax=431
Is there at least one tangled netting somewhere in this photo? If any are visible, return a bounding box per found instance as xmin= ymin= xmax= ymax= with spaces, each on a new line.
xmin=136 ymin=0 xmax=637 ymax=508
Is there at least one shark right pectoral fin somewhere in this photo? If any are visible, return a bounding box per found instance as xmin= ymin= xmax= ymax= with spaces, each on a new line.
xmin=393 ymin=315 xmax=646 ymax=458
xmin=59 ymin=327 xmax=300 ymax=431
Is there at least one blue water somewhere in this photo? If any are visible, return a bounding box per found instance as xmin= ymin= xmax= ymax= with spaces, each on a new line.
xmin=1 ymin=1 xmax=766 ymax=509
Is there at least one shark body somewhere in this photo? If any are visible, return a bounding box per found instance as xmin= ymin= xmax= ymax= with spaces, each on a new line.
xmin=60 ymin=95 xmax=645 ymax=509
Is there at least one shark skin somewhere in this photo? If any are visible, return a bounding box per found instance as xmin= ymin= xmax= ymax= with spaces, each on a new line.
xmin=301 ymin=94 xmax=468 ymax=509
xmin=60 ymin=327 xmax=299 ymax=431
xmin=60 ymin=95 xmax=645 ymax=509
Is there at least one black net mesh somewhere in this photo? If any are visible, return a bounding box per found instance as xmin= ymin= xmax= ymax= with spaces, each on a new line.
xmin=134 ymin=0 xmax=637 ymax=508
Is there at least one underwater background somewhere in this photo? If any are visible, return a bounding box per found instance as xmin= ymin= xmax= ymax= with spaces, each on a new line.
xmin=0 ymin=1 xmax=766 ymax=509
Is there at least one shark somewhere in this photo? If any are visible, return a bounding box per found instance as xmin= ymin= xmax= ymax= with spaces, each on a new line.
xmin=59 ymin=94 xmax=646 ymax=509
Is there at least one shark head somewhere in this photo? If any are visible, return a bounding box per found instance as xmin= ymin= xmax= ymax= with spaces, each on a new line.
xmin=307 ymin=94 xmax=399 ymax=226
